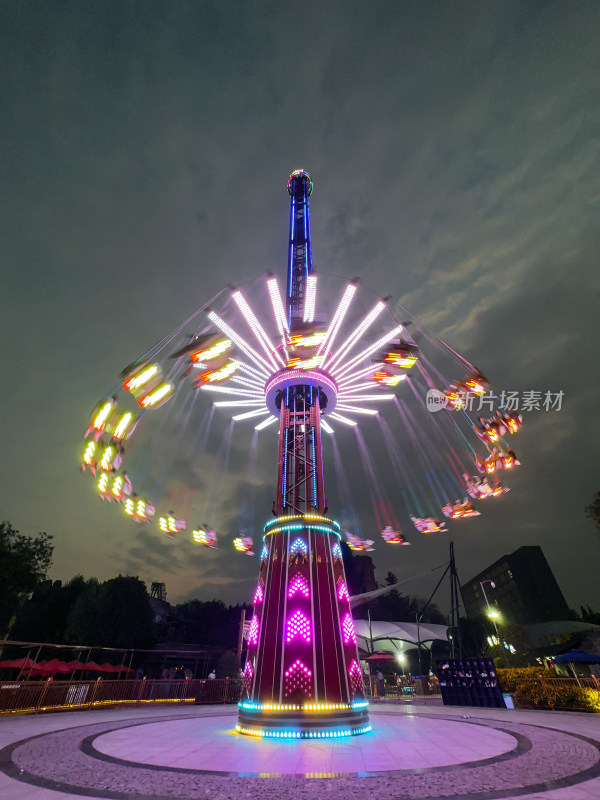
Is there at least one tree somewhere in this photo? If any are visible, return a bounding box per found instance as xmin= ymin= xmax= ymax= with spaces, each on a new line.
xmin=0 ymin=521 xmax=53 ymax=637
xmin=216 ymin=650 xmax=240 ymax=679
xmin=10 ymin=575 xmax=90 ymax=644
xmin=66 ymin=576 xmax=154 ymax=650
xmin=585 ymin=491 xmax=600 ymax=537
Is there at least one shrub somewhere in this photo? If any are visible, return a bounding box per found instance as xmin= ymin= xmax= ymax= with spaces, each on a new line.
xmin=497 ymin=668 xmax=600 ymax=712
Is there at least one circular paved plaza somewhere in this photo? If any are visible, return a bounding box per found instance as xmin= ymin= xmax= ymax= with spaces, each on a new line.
xmin=1 ymin=703 xmax=599 ymax=800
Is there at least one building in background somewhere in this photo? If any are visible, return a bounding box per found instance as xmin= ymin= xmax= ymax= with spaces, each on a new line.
xmin=461 ymin=545 xmax=573 ymax=626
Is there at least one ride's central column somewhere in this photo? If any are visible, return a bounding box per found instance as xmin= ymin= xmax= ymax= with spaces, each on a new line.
xmin=237 ymin=171 xmax=369 ymax=739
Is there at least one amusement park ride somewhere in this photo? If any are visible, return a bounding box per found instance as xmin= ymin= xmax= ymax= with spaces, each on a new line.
xmin=81 ymin=170 xmax=522 ymax=738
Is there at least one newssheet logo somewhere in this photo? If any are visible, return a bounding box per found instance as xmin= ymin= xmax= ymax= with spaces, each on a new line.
xmin=426 ymin=389 xmax=449 ymax=412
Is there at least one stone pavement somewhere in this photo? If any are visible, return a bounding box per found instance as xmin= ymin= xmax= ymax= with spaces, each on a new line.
xmin=0 ymin=701 xmax=599 ymax=799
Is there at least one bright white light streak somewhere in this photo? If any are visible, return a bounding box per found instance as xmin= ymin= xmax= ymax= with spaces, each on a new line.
xmin=232 ymin=408 xmax=270 ymax=421
xmin=267 ymin=277 xmax=289 ymax=337
xmin=303 ymin=275 xmax=317 ymax=323
xmin=318 ymin=283 xmax=356 ymax=360
xmin=214 ymin=400 xmax=266 ymax=408
xmin=336 ymin=405 xmax=379 ymax=416
xmin=337 ymin=364 xmax=380 ymax=388
xmin=338 ymin=394 xmax=396 ymax=401
xmin=327 ymin=301 xmax=386 ymax=373
xmin=232 ymin=290 xmax=284 ymax=369
xmin=338 ymin=382 xmax=385 ymax=394
xmin=200 ymin=385 xmax=264 ymax=398
xmin=320 ymin=419 xmax=334 ymax=434
xmin=230 ymin=375 xmax=265 ymax=391
xmin=333 ymin=323 xmax=405 ymax=381
xmin=208 ymin=311 xmax=271 ymax=377
xmin=329 ymin=412 xmax=358 ymax=427
xmin=255 ymin=415 xmax=278 ymax=430
xmin=231 ymin=359 xmax=268 ymax=382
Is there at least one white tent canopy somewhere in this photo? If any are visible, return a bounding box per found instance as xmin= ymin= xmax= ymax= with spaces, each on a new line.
xmin=354 ymin=619 xmax=449 ymax=654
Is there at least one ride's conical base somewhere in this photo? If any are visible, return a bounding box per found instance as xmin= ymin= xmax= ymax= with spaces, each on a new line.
xmin=237 ymin=515 xmax=370 ymax=739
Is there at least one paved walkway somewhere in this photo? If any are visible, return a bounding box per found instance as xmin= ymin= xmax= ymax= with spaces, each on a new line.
xmin=0 ymin=701 xmax=599 ymax=799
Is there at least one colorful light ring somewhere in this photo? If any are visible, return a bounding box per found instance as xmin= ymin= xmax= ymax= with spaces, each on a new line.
xmin=264 ymin=368 xmax=338 ymax=417
xmin=235 ymin=724 xmax=372 ymax=739
xmin=264 ymin=523 xmax=342 ymax=541
xmin=264 ymin=514 xmax=340 ymax=531
xmin=238 ymin=700 xmax=368 ymax=712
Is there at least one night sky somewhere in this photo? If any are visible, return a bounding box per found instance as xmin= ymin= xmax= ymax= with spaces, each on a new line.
xmin=3 ymin=1 xmax=599 ymax=615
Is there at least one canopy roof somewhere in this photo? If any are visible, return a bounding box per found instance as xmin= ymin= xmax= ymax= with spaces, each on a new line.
xmin=552 ymin=650 xmax=600 ymax=664
xmin=354 ymin=619 xmax=449 ymax=654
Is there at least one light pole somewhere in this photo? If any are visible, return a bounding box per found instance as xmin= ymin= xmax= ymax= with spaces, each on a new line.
xmin=480 ymin=580 xmax=499 ymax=636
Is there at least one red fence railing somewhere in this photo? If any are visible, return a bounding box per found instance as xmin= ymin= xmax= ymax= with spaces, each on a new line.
xmin=0 ymin=678 xmax=242 ymax=715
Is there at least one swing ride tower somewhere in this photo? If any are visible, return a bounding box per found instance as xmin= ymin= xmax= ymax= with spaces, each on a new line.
xmin=236 ymin=171 xmax=370 ymax=739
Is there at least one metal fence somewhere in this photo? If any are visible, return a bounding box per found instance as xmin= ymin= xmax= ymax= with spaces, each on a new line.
xmin=536 ymin=675 xmax=600 ymax=712
xmin=0 ymin=678 xmax=242 ymax=715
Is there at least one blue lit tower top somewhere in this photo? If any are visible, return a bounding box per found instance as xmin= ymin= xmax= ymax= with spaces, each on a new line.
xmin=286 ymin=170 xmax=314 ymax=329
xmin=273 ymin=170 xmax=326 ymax=516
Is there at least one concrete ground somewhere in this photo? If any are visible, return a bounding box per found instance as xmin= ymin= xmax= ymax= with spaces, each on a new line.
xmin=0 ymin=700 xmax=598 ymax=799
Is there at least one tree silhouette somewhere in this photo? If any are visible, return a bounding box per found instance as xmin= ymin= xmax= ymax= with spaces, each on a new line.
xmin=0 ymin=521 xmax=53 ymax=636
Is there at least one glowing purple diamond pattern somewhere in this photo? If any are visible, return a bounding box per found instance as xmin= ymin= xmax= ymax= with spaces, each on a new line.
xmin=254 ymin=580 xmax=264 ymax=605
xmin=288 ymin=573 xmax=310 ymax=598
xmin=284 ymin=658 xmax=313 ymax=697
xmin=342 ymin=612 xmax=356 ymax=644
xmin=242 ymin=660 xmax=254 ymax=697
xmin=248 ymin=615 xmax=259 ymax=647
xmin=337 ymin=577 xmax=350 ymax=602
xmin=286 ymin=610 xmax=311 ymax=643
xmin=348 ymin=659 xmax=364 ymax=696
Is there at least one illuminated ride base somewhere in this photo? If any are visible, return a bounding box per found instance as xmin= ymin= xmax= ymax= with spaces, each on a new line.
xmin=237 ymin=171 xmax=370 ymax=739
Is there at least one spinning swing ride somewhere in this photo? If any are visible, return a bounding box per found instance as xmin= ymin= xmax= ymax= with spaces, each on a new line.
xmin=81 ymin=170 xmax=522 ymax=737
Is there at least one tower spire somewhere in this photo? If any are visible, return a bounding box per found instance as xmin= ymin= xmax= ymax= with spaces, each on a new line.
xmin=237 ymin=171 xmax=369 ymax=739
xmin=286 ymin=169 xmax=314 ymax=328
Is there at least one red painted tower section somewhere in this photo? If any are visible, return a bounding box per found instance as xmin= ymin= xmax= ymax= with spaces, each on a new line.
xmin=237 ymin=172 xmax=369 ymax=739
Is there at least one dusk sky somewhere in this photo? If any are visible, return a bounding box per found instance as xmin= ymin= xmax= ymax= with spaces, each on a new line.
xmin=2 ymin=1 xmax=599 ymax=616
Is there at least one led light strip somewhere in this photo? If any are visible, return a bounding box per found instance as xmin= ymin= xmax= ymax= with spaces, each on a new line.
xmin=337 ymin=364 xmax=380 ymax=388
xmin=255 ymin=415 xmax=278 ymax=430
xmin=238 ymin=700 xmax=368 ymax=711
xmin=230 ymin=375 xmax=265 ymax=391
xmin=329 ymin=412 xmax=358 ymax=427
xmin=320 ymin=419 xmax=334 ymax=434
xmin=303 ymin=274 xmax=317 ymax=323
xmin=338 ymin=393 xmax=395 ymax=401
xmin=214 ymin=400 xmax=266 ymax=407
xmin=267 ymin=276 xmax=289 ymax=337
xmin=336 ymin=405 xmax=379 ymax=416
xmin=326 ymin=301 xmax=385 ymax=372
xmin=318 ymin=283 xmax=357 ymax=359
xmin=232 ymin=408 xmax=270 ymax=421
xmin=332 ymin=323 xmax=405 ymax=381
xmin=264 ymin=514 xmax=340 ymax=530
xmin=236 ymin=724 xmax=372 ymax=739
xmin=232 ymin=289 xmax=285 ymax=369
xmin=208 ymin=310 xmax=271 ymax=377
xmin=264 ymin=524 xmax=342 ymax=539
xmin=200 ymin=385 xmax=264 ymax=398
xmin=231 ymin=359 xmax=269 ymax=382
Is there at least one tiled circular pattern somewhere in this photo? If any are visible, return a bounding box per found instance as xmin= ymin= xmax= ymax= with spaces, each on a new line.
xmin=0 ymin=709 xmax=599 ymax=800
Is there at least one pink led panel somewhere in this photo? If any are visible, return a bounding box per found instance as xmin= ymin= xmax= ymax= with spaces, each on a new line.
xmin=248 ymin=616 xmax=259 ymax=646
xmin=284 ymin=658 xmax=313 ymax=697
xmin=342 ymin=613 xmax=356 ymax=644
xmin=286 ymin=610 xmax=312 ymax=643
xmin=337 ymin=577 xmax=350 ymax=602
xmin=288 ymin=574 xmax=310 ymax=598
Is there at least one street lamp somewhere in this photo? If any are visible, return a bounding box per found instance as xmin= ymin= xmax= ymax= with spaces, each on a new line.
xmin=480 ymin=580 xmax=499 ymax=636
xmin=396 ymin=651 xmax=406 ymax=676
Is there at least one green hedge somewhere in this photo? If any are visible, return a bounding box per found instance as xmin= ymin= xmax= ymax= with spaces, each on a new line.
xmin=496 ymin=668 xmax=600 ymax=712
